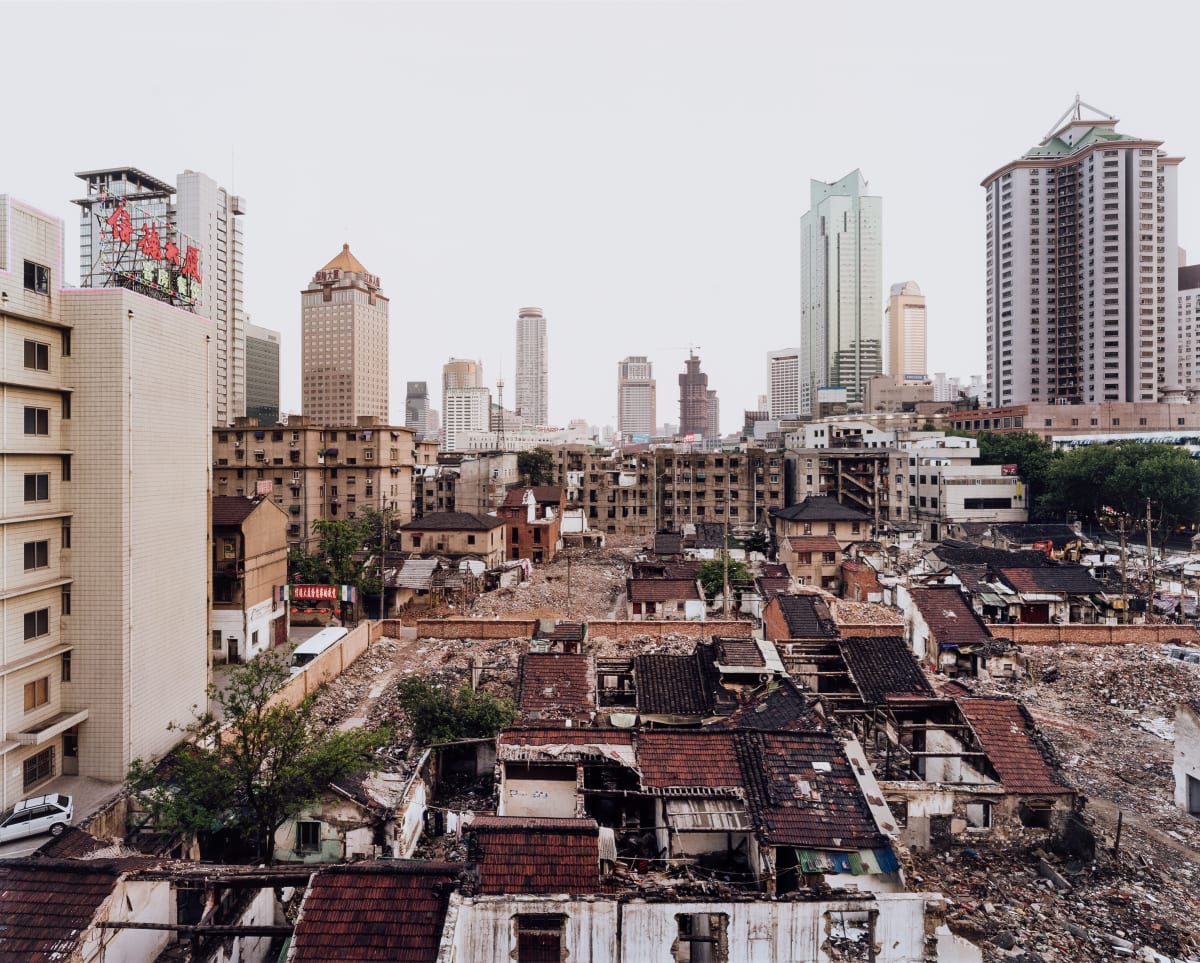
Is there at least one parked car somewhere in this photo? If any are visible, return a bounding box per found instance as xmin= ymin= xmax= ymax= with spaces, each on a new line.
xmin=0 ymin=794 xmax=73 ymax=843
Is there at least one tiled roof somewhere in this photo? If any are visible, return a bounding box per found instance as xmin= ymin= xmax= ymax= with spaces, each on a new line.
xmin=632 ymin=559 xmax=703 ymax=580
xmin=774 ymin=595 xmax=839 ymax=638
xmin=762 ymin=563 xmax=790 ymax=578
xmin=634 ymin=653 xmax=709 ymax=715
xmin=956 ymin=698 xmax=1073 ymax=795
xmin=399 ymin=511 xmax=504 ymax=532
xmin=997 ymin=565 xmax=1104 ymax=596
xmin=290 ymin=861 xmax=460 ymax=962
xmin=785 ymin=536 xmax=843 ymax=553
xmin=838 ymin=636 xmax=935 ymax=704
xmin=501 ymin=486 xmax=565 ymax=508
xmin=33 ymin=826 xmax=107 ymax=859
xmin=393 ymin=558 xmax=440 ymax=590
xmin=654 ymin=532 xmax=684 ymax=555
xmin=710 ymin=679 xmax=825 ymax=732
xmin=0 ymin=859 xmax=124 ymax=959
xmin=712 ymin=638 xmax=766 ymax=667
xmin=498 ymin=727 xmax=635 ymax=747
xmin=637 ymin=731 xmax=743 ymax=788
xmin=773 ymin=496 xmax=871 ymax=522
xmin=626 ymin=577 xmax=701 ymax=603
xmin=930 ymin=542 xmax=1054 ymax=568
xmin=908 ymin=586 xmax=992 ymax=646
xmin=212 ymin=494 xmax=262 ymax=526
xmin=542 ymin=620 xmax=586 ymax=642
xmin=517 ymin=653 xmax=594 ymax=717
xmin=738 ymin=731 xmax=888 ymax=849
xmin=470 ymin=816 xmax=599 ymax=894
xmin=755 ymin=576 xmax=793 ymax=598
xmin=992 ymin=523 xmax=1083 ymax=545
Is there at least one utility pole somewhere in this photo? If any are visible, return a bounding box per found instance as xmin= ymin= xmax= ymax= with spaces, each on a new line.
xmin=1146 ymin=497 xmax=1155 ymax=614
xmin=723 ymin=467 xmax=731 ymax=618
xmin=1119 ymin=516 xmax=1128 ymax=624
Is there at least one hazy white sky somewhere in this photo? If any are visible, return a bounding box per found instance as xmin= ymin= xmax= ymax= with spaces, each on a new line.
xmin=7 ymin=0 xmax=1199 ymax=432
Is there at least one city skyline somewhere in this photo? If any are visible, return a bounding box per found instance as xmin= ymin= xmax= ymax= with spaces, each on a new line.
xmin=9 ymin=2 xmax=1200 ymax=434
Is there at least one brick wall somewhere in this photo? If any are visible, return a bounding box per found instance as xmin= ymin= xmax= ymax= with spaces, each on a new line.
xmin=272 ymin=620 xmax=373 ymax=707
xmin=412 ymin=619 xmax=538 ymax=639
xmin=585 ymin=620 xmax=753 ymax=641
xmin=836 ymin=623 xmax=906 ymax=639
xmin=841 ymin=563 xmax=882 ymax=603
xmin=1001 ymin=623 xmax=1200 ymax=646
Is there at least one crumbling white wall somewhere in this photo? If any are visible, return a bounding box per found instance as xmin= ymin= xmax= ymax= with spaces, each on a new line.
xmin=1174 ymin=702 xmax=1200 ymax=813
xmin=78 ymin=878 xmax=171 ymax=963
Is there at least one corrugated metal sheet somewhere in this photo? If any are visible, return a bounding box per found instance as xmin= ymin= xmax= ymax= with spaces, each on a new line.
xmin=664 ymin=796 xmax=750 ymax=832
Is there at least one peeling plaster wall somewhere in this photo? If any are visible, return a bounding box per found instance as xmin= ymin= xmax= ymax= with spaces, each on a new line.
xmin=1174 ymin=704 xmax=1200 ymax=813
xmin=80 ymin=879 xmax=171 ymax=963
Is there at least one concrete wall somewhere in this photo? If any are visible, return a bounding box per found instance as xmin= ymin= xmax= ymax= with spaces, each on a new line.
xmin=271 ymin=620 xmax=372 ymax=708
xmin=447 ymin=892 xmax=964 ymax=963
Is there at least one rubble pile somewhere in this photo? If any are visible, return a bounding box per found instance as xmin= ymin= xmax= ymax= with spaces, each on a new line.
xmin=466 ymin=546 xmax=636 ymax=620
xmin=590 ymin=632 xmax=702 ymax=658
xmin=911 ymin=843 xmax=1200 ymax=962
xmin=984 ymin=645 xmax=1200 ymax=845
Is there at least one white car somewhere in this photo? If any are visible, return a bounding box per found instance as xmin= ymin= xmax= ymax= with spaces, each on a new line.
xmin=0 ymin=794 xmax=73 ymax=843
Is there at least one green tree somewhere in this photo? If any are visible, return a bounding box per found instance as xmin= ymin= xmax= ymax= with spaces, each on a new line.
xmin=740 ymin=530 xmax=770 ymax=555
xmin=128 ymin=651 xmax=387 ymax=863
xmin=517 ymin=447 xmax=556 ymax=486
xmin=696 ymin=558 xmax=752 ymax=601
xmin=397 ymin=677 xmax=517 ymax=745
xmin=311 ymin=517 xmax=369 ymax=585
xmin=974 ymin=431 xmax=1058 ymax=519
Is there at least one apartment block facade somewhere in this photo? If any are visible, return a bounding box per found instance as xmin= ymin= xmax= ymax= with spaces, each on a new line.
xmin=0 ymin=196 xmax=210 ymax=804
xmin=245 ymin=322 xmax=280 ymax=426
xmin=982 ymin=99 xmax=1182 ymax=406
xmin=886 ymin=282 xmax=927 ymax=380
xmin=212 ymin=416 xmax=415 ymax=549
xmin=515 ymin=307 xmax=548 ymax=426
xmin=616 ymin=356 xmax=655 ymax=442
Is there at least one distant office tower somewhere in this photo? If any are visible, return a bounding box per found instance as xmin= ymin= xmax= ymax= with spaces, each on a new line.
xmin=245 ymin=322 xmax=280 ymax=425
xmin=75 ymin=166 xmax=247 ymax=425
xmin=444 ymin=387 xmax=492 ymax=453
xmin=678 ymin=352 xmax=709 ymax=440
xmin=766 ymin=348 xmax=801 ymax=420
xmin=886 ymin=282 xmax=928 ymax=380
xmin=617 ymin=356 xmax=656 ymax=441
xmin=515 ymin=307 xmax=548 ymax=425
xmin=405 ymin=381 xmax=431 ymax=438
xmin=984 ymin=98 xmax=1181 ymax=406
xmin=1178 ymin=264 xmax=1200 ymax=389
xmin=800 ymin=170 xmax=882 ymax=414
xmin=301 ymin=244 xmax=389 ymax=425
xmin=706 ymin=390 xmax=720 ymax=441
xmin=1 ymin=195 xmax=209 ymax=801
xmin=443 ymin=357 xmax=483 ymax=434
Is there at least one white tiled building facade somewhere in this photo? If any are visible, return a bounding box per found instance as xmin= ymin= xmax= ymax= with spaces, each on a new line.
xmin=0 ymin=196 xmax=209 ymax=807
xmin=766 ymin=348 xmax=800 ymax=420
xmin=515 ymin=307 xmax=548 ymax=426
xmin=983 ymin=100 xmax=1181 ymax=407
xmin=617 ymin=355 xmax=655 ymax=441
xmin=301 ymin=245 xmax=390 ymax=425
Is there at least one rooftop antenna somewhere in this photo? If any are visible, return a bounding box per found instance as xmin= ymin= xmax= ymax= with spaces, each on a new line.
xmin=1044 ymin=94 xmax=1116 ymax=141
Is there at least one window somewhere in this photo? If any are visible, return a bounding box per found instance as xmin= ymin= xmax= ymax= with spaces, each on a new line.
xmin=24 ymin=340 xmax=49 ymax=371
xmin=966 ymin=801 xmax=993 ymax=829
xmin=24 ymin=406 xmax=49 ymax=436
xmin=296 ymin=821 xmax=321 ymax=852
xmin=61 ymin=455 xmax=71 ymax=481
xmin=672 ymin=913 xmax=728 ymax=963
xmin=23 ymin=746 xmax=55 ymax=789
xmin=467 ymin=534 xmax=476 ymax=545
xmin=61 ymin=648 xmax=71 ymax=682
xmin=516 ymin=915 xmax=565 ymax=963
xmin=25 ymin=472 xmax=49 ymax=502
xmin=24 ymin=608 xmax=49 ymax=640
xmin=61 ymin=330 xmax=70 ymax=357
xmin=24 ymin=540 xmax=49 ymax=570
xmin=61 ymin=585 xmax=71 ymax=616
xmin=23 ymin=260 xmax=50 ymax=294
xmin=24 ymin=676 xmax=50 ymax=711
xmin=821 ymin=551 xmax=836 ymax=564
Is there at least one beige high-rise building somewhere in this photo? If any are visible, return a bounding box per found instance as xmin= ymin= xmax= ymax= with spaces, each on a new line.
xmin=617 ymin=356 xmax=656 ymax=441
xmin=515 ymin=307 xmax=548 ymax=426
xmin=886 ymin=281 xmax=928 ymax=380
xmin=0 ymin=196 xmax=210 ymax=804
xmin=301 ymin=245 xmax=389 ymax=425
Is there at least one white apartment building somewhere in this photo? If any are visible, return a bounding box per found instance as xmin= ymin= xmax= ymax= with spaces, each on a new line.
xmin=1177 ymin=264 xmax=1200 ymax=390
xmin=443 ymin=387 xmax=492 ymax=453
xmin=75 ymin=167 xmax=247 ymax=426
xmin=515 ymin=307 xmax=548 ymax=426
xmin=442 ymin=357 xmax=483 ymax=441
xmin=0 ymin=196 xmax=209 ymax=805
xmin=800 ymin=170 xmax=883 ymax=414
xmin=766 ymin=348 xmax=800 ymax=420
xmin=983 ymin=98 xmax=1182 ymax=407
xmin=616 ymin=356 xmax=655 ymax=441
xmin=301 ymin=245 xmax=389 ymax=425
xmin=886 ymin=282 xmax=927 ymax=380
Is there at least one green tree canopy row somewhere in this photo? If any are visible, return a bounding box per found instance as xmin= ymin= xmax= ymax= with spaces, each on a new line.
xmin=396 ymin=677 xmax=516 ymax=745
xmin=517 ymin=447 xmax=556 ymax=486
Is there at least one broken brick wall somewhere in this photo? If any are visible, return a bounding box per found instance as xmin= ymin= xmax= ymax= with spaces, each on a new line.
xmin=585 ymin=620 xmax=753 ymax=642
xmin=1005 ymin=624 xmax=1200 ymax=646
xmin=412 ymin=619 xmax=538 ymax=639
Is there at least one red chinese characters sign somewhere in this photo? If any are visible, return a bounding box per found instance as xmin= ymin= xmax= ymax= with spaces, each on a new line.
xmin=292 ymin=584 xmax=340 ymax=601
xmin=98 ymin=198 xmax=202 ymax=306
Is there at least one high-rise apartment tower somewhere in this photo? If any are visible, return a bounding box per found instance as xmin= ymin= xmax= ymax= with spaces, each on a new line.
xmin=766 ymin=348 xmax=801 ymax=420
xmin=982 ymin=98 xmax=1181 ymax=406
xmin=301 ymin=244 xmax=389 ymax=424
xmin=800 ymin=170 xmax=883 ymax=414
xmin=405 ymin=381 xmax=431 ymax=439
xmin=245 ymin=322 xmax=280 ymax=425
xmin=515 ymin=307 xmax=548 ymax=426
xmin=886 ymin=282 xmax=927 ymax=381
xmin=617 ymin=356 xmax=656 ymax=441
